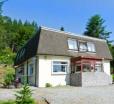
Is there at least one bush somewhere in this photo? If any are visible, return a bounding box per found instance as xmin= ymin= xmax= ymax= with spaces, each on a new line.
xmin=3 ymin=73 xmax=14 ymax=88
xmin=45 ymin=83 xmax=52 ymax=87
xmin=15 ymin=84 xmax=35 ymax=104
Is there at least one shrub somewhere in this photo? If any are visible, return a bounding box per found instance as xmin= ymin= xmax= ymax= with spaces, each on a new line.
xmin=15 ymin=84 xmax=35 ymax=104
xmin=3 ymin=73 xmax=14 ymax=88
xmin=45 ymin=83 xmax=52 ymax=87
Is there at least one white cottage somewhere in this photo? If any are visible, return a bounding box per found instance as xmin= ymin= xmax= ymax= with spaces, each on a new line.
xmin=14 ymin=26 xmax=113 ymax=87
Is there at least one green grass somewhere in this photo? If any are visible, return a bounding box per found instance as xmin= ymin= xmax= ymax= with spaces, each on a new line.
xmin=0 ymin=100 xmax=15 ymax=104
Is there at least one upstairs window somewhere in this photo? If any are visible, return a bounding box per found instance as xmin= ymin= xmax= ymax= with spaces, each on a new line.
xmin=68 ymin=39 xmax=78 ymax=50
xmin=87 ymin=42 xmax=96 ymax=52
xmin=79 ymin=41 xmax=87 ymax=52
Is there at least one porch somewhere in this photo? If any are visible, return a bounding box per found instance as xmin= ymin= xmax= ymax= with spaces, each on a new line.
xmin=70 ymin=56 xmax=112 ymax=86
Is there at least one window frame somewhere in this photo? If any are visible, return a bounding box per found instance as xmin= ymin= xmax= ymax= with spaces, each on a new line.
xmin=87 ymin=42 xmax=96 ymax=53
xmin=94 ymin=62 xmax=102 ymax=72
xmin=52 ymin=61 xmax=68 ymax=75
xmin=67 ymin=38 xmax=78 ymax=51
xmin=82 ymin=63 xmax=91 ymax=72
xmin=78 ymin=41 xmax=88 ymax=52
xmin=28 ymin=63 xmax=34 ymax=76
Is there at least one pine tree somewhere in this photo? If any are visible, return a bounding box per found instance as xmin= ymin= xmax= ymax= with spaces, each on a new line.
xmin=15 ymin=85 xmax=35 ymax=104
xmin=0 ymin=0 xmax=8 ymax=15
xmin=84 ymin=14 xmax=111 ymax=41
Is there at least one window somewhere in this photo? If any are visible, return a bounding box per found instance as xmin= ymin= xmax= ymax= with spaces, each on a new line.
xmin=52 ymin=61 xmax=68 ymax=74
xmin=79 ymin=41 xmax=87 ymax=52
xmin=68 ymin=39 xmax=78 ymax=50
xmin=75 ymin=65 xmax=81 ymax=72
xmin=95 ymin=63 xmax=102 ymax=72
xmin=83 ymin=64 xmax=91 ymax=72
xmin=18 ymin=65 xmax=24 ymax=75
xmin=87 ymin=42 xmax=96 ymax=52
xmin=28 ymin=64 xmax=34 ymax=76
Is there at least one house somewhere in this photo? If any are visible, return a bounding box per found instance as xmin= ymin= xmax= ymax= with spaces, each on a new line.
xmin=14 ymin=26 xmax=113 ymax=87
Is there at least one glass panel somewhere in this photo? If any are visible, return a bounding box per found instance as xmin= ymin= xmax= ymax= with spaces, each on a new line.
xmin=95 ymin=64 xmax=102 ymax=72
xmin=53 ymin=65 xmax=66 ymax=72
xmin=75 ymin=65 xmax=81 ymax=72
xmin=53 ymin=61 xmax=67 ymax=65
xmin=87 ymin=42 xmax=96 ymax=52
xmin=68 ymin=39 xmax=77 ymax=50
xmin=79 ymin=42 xmax=87 ymax=52
xmin=18 ymin=65 xmax=24 ymax=75
xmin=53 ymin=61 xmax=68 ymax=73
xmin=28 ymin=64 xmax=34 ymax=76
xmin=83 ymin=64 xmax=91 ymax=72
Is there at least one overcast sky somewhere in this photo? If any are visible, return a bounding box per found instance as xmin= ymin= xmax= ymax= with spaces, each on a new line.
xmin=3 ymin=0 xmax=114 ymax=41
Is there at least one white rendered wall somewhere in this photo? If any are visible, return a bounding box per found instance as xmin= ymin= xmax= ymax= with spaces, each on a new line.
xmin=102 ymin=60 xmax=111 ymax=76
xmin=38 ymin=55 xmax=70 ymax=87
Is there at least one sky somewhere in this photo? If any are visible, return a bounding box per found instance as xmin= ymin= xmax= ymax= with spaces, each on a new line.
xmin=2 ymin=0 xmax=114 ymax=41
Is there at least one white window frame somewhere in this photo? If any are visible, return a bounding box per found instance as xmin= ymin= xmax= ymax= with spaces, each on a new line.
xmin=68 ymin=39 xmax=78 ymax=50
xmin=52 ymin=61 xmax=68 ymax=74
xmin=87 ymin=42 xmax=96 ymax=52
xmin=79 ymin=41 xmax=87 ymax=52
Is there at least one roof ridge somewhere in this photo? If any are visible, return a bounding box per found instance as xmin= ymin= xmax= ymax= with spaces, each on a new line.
xmin=41 ymin=26 xmax=106 ymax=42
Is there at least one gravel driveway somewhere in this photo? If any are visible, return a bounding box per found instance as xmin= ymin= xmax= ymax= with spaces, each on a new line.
xmin=0 ymin=85 xmax=114 ymax=104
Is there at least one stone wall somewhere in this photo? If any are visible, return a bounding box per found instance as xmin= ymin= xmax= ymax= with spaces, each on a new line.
xmin=70 ymin=73 xmax=82 ymax=86
xmin=70 ymin=72 xmax=112 ymax=87
xmin=82 ymin=72 xmax=112 ymax=86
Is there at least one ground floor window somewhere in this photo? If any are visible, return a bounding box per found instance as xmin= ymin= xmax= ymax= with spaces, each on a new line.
xmin=28 ymin=64 xmax=34 ymax=76
xmin=95 ymin=63 xmax=102 ymax=72
xmin=18 ymin=65 xmax=24 ymax=75
xmin=83 ymin=63 xmax=91 ymax=72
xmin=52 ymin=61 xmax=68 ymax=74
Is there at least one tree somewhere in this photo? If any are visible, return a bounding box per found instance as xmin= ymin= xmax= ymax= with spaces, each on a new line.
xmin=84 ymin=14 xmax=111 ymax=41
xmin=15 ymin=85 xmax=35 ymax=104
xmin=84 ymin=14 xmax=114 ymax=72
xmin=0 ymin=47 xmax=16 ymax=64
xmin=0 ymin=16 xmax=38 ymax=64
xmin=60 ymin=26 xmax=64 ymax=31
xmin=0 ymin=0 xmax=8 ymax=15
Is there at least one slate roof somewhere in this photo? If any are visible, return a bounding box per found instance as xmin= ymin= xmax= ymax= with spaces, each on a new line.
xmin=14 ymin=26 xmax=112 ymax=66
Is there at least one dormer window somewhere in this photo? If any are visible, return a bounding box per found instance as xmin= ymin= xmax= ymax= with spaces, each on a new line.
xmin=87 ymin=42 xmax=96 ymax=52
xmin=68 ymin=39 xmax=78 ymax=50
xmin=79 ymin=41 xmax=87 ymax=52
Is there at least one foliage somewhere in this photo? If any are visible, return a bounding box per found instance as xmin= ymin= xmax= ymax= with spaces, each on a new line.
xmin=84 ymin=14 xmax=114 ymax=68
xmin=0 ymin=47 xmax=16 ymax=64
xmin=0 ymin=0 xmax=8 ymax=15
xmin=45 ymin=83 xmax=52 ymax=87
xmin=0 ymin=100 xmax=15 ymax=104
xmin=0 ymin=66 xmax=15 ymax=87
xmin=3 ymin=73 xmax=14 ymax=87
xmin=0 ymin=15 xmax=38 ymax=65
xmin=0 ymin=65 xmax=15 ymax=86
xmin=15 ymin=85 xmax=35 ymax=104
xmin=84 ymin=14 xmax=111 ymax=41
